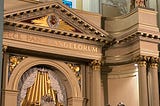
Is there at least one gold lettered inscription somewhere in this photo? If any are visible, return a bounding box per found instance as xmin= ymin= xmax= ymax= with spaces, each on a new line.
xmin=4 ymin=31 xmax=98 ymax=53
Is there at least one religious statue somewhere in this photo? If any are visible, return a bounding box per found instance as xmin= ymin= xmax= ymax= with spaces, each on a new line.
xmin=135 ymin=0 xmax=146 ymax=7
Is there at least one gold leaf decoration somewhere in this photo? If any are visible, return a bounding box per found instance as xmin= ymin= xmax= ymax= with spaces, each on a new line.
xmin=31 ymin=15 xmax=76 ymax=31
xmin=67 ymin=63 xmax=81 ymax=81
xmin=9 ymin=55 xmax=27 ymax=73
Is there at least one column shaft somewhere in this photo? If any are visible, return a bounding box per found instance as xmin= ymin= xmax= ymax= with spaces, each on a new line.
xmin=91 ymin=60 xmax=101 ymax=106
xmin=138 ymin=61 xmax=148 ymax=106
xmin=148 ymin=63 xmax=159 ymax=106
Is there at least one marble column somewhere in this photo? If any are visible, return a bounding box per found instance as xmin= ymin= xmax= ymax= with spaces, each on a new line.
xmin=90 ymin=60 xmax=101 ymax=106
xmin=138 ymin=61 xmax=148 ymax=106
xmin=148 ymin=61 xmax=159 ymax=106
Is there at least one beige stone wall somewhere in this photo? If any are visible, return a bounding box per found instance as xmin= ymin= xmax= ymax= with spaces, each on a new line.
xmin=107 ymin=64 xmax=139 ymax=106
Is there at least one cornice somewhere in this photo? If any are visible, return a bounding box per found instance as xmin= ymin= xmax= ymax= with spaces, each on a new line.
xmin=4 ymin=1 xmax=113 ymax=42
xmin=108 ymin=31 xmax=160 ymax=47
xmin=4 ymin=21 xmax=109 ymax=44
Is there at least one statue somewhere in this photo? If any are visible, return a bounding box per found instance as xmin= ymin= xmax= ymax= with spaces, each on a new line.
xmin=135 ymin=0 xmax=146 ymax=7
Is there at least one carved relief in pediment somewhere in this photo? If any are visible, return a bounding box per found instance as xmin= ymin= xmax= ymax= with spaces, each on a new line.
xmin=21 ymin=14 xmax=82 ymax=32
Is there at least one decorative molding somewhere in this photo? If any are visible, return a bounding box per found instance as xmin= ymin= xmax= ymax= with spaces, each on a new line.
xmin=4 ymin=21 xmax=108 ymax=43
xmin=107 ymin=31 xmax=160 ymax=48
xmin=90 ymin=60 xmax=101 ymax=71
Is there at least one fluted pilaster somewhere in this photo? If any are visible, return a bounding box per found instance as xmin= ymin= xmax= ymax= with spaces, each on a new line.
xmin=90 ymin=60 xmax=102 ymax=106
xmin=148 ymin=57 xmax=159 ymax=106
xmin=137 ymin=60 xmax=148 ymax=106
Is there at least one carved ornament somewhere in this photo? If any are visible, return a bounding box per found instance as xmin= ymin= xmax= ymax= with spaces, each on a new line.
xmin=148 ymin=56 xmax=159 ymax=68
xmin=66 ymin=63 xmax=81 ymax=86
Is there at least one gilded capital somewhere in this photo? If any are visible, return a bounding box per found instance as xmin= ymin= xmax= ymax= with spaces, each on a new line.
xmin=137 ymin=61 xmax=146 ymax=67
xmin=148 ymin=56 xmax=159 ymax=69
xmin=133 ymin=55 xmax=147 ymax=62
xmin=148 ymin=56 xmax=159 ymax=64
xmin=90 ymin=60 xmax=101 ymax=71
xmin=149 ymin=63 xmax=158 ymax=69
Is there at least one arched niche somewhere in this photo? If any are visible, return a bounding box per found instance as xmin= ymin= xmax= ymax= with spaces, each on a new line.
xmin=7 ymin=57 xmax=82 ymax=106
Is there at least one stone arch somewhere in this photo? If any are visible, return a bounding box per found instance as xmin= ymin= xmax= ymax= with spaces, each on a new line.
xmin=8 ymin=57 xmax=82 ymax=100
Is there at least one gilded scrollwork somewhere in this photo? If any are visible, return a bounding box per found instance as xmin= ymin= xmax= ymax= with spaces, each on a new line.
xmin=66 ymin=63 xmax=81 ymax=85
xmin=9 ymin=54 xmax=27 ymax=73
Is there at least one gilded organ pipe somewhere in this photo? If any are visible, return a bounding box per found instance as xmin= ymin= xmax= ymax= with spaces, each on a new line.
xmin=21 ymin=70 xmax=63 ymax=106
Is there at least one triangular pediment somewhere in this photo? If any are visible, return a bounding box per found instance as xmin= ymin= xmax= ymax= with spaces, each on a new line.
xmin=4 ymin=1 xmax=114 ymax=43
xmin=21 ymin=14 xmax=82 ymax=33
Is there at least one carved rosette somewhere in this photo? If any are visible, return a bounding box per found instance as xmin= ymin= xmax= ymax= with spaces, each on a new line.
xmin=90 ymin=60 xmax=101 ymax=71
xmin=9 ymin=54 xmax=27 ymax=73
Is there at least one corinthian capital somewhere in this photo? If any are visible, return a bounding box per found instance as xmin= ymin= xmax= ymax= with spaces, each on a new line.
xmin=148 ymin=56 xmax=159 ymax=68
xmin=90 ymin=60 xmax=101 ymax=71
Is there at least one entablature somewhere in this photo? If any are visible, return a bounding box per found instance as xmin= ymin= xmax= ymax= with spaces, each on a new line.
xmin=3 ymin=28 xmax=103 ymax=60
